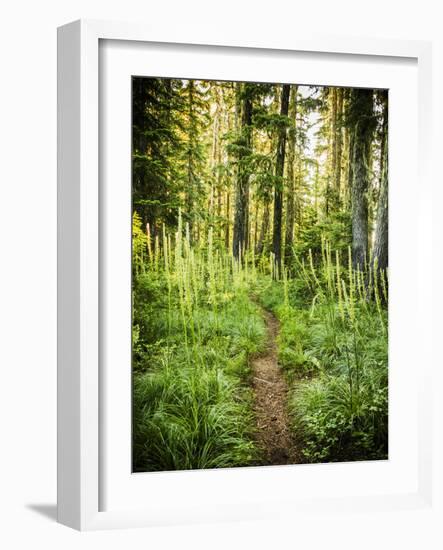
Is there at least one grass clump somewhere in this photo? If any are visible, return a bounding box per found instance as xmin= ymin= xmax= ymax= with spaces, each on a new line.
xmin=133 ymin=354 xmax=257 ymax=471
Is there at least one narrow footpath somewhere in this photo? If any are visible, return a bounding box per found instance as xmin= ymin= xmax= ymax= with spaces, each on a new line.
xmin=251 ymin=305 xmax=299 ymax=465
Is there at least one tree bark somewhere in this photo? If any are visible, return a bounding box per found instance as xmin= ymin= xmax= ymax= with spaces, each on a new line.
xmin=225 ymin=189 xmax=230 ymax=249
xmin=272 ymin=84 xmax=290 ymax=274
xmin=372 ymin=92 xmax=388 ymax=277
xmin=186 ymin=80 xmax=195 ymax=238
xmin=335 ymin=88 xmax=343 ymax=197
xmin=342 ymin=89 xmax=352 ymax=208
xmin=284 ymin=85 xmax=298 ymax=262
xmin=330 ymin=88 xmax=337 ymax=189
xmin=233 ymin=84 xmax=253 ymax=259
xmin=257 ymin=202 xmax=270 ymax=255
xmin=350 ymin=88 xmax=374 ymax=271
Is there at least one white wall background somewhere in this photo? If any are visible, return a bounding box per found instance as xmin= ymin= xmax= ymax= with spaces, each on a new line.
xmin=0 ymin=1 xmax=442 ymax=548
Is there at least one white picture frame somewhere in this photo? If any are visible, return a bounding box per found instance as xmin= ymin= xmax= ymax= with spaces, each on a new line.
xmin=57 ymin=19 xmax=434 ymax=531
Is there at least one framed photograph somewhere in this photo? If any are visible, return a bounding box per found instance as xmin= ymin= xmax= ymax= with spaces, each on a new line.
xmin=57 ymin=19 xmax=433 ymax=530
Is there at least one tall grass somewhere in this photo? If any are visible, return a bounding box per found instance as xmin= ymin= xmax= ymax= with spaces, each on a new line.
xmin=133 ymin=354 xmax=257 ymax=471
xmin=132 ymin=212 xmax=265 ymax=471
xmin=257 ymin=239 xmax=388 ymax=463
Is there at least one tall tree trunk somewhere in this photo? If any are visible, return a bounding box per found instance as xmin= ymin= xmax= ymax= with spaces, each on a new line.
xmin=253 ymin=199 xmax=259 ymax=253
xmin=324 ymin=88 xmax=336 ymax=215
xmin=342 ymin=89 xmax=352 ymax=208
xmin=330 ymin=88 xmax=337 ymax=193
xmin=346 ymin=127 xmax=354 ymax=209
xmin=314 ymin=161 xmax=320 ymax=216
xmin=186 ymin=80 xmax=195 ymax=239
xmin=209 ymin=86 xmax=220 ymax=222
xmin=232 ymin=84 xmax=252 ymax=259
xmin=284 ymin=85 xmax=298 ymax=262
xmin=335 ymin=88 xmax=343 ymax=199
xmin=295 ymin=153 xmax=302 ymax=230
xmin=224 ymin=84 xmax=235 ymax=250
xmin=257 ymin=202 xmax=270 ymax=255
xmin=225 ymin=189 xmax=230 ymax=249
xmin=216 ymin=89 xmax=223 ymax=242
xmin=272 ymin=84 xmax=290 ymax=275
xmin=372 ymin=92 xmax=388 ymax=279
xmin=350 ymin=89 xmax=374 ymax=271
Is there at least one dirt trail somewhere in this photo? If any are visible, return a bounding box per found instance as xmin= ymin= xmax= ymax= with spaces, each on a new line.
xmin=252 ymin=306 xmax=299 ymax=465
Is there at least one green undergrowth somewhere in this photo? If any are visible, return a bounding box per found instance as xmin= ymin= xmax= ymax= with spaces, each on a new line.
xmin=132 ymin=214 xmax=266 ymax=471
xmin=256 ymin=244 xmax=388 ymax=463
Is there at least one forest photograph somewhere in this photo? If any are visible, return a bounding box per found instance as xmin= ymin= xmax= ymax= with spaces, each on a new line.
xmin=131 ymin=77 xmax=388 ymax=472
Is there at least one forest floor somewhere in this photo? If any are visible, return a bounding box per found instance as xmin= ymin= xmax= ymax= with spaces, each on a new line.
xmin=251 ymin=303 xmax=299 ymax=465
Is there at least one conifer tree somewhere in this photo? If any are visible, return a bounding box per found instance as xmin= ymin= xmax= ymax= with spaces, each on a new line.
xmin=232 ymin=83 xmax=253 ymax=258
xmin=372 ymin=90 xmax=388 ymax=278
xmin=272 ymin=84 xmax=290 ymax=274
xmin=347 ymin=88 xmax=376 ymax=270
